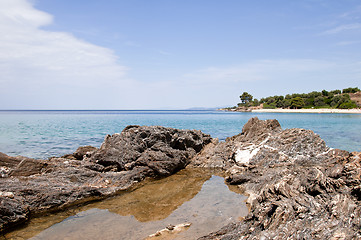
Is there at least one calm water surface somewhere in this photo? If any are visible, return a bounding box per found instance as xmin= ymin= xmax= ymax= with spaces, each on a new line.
xmin=1 ymin=110 xmax=360 ymax=239
xmin=0 ymin=110 xmax=360 ymax=159
xmin=4 ymin=169 xmax=248 ymax=240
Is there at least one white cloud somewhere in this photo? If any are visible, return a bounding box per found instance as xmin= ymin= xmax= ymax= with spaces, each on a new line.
xmin=321 ymin=23 xmax=361 ymax=35
xmin=0 ymin=0 xmax=129 ymax=109
xmin=338 ymin=5 xmax=361 ymax=20
xmin=159 ymin=50 xmax=171 ymax=56
xmin=335 ymin=41 xmax=360 ymax=46
xmin=184 ymin=59 xmax=334 ymax=85
xmin=0 ymin=0 xmax=52 ymax=28
xmin=1 ymin=0 xmax=360 ymax=110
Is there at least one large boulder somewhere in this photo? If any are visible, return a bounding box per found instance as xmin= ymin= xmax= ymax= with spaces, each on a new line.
xmin=90 ymin=125 xmax=212 ymax=176
xmin=191 ymin=117 xmax=329 ymax=168
xmin=196 ymin=117 xmax=361 ymax=239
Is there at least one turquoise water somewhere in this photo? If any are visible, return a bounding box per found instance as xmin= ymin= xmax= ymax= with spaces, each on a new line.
xmin=0 ymin=110 xmax=360 ymax=159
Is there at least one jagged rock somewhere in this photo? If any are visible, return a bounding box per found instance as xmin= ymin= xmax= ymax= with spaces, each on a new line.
xmin=90 ymin=125 xmax=212 ymax=176
xmin=197 ymin=117 xmax=361 ymax=239
xmin=0 ymin=126 xmax=212 ymax=233
xmin=61 ymin=146 xmax=97 ymax=160
xmin=0 ymin=198 xmax=29 ymax=232
xmin=73 ymin=145 xmax=97 ymax=160
xmin=0 ymin=152 xmax=47 ymax=177
xmin=2 ymin=118 xmax=360 ymax=239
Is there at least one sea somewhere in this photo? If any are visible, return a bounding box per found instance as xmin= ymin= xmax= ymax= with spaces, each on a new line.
xmin=0 ymin=110 xmax=360 ymax=159
xmin=2 ymin=110 xmax=361 ymax=239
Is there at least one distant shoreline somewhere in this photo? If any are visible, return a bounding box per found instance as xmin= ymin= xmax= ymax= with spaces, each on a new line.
xmin=251 ymin=108 xmax=361 ymax=114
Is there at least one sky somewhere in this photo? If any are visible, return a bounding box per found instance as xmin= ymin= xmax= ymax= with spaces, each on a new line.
xmin=0 ymin=0 xmax=361 ymax=109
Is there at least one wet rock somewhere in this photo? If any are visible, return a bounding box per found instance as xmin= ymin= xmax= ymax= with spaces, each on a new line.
xmin=0 ymin=198 xmax=29 ymax=233
xmin=0 ymin=126 xmax=212 ymax=233
xmin=197 ymin=117 xmax=361 ymax=239
xmin=146 ymin=222 xmax=192 ymax=239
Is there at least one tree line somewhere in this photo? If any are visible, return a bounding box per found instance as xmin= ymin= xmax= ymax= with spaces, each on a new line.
xmin=238 ymin=87 xmax=360 ymax=109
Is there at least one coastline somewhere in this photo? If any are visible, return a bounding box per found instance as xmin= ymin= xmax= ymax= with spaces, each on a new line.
xmin=251 ymin=108 xmax=361 ymax=114
xmin=1 ymin=118 xmax=361 ymax=239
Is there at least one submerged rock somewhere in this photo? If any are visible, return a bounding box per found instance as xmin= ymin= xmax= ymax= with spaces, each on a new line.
xmin=146 ymin=222 xmax=192 ymax=239
xmin=0 ymin=126 xmax=211 ymax=233
xmin=196 ymin=117 xmax=361 ymax=239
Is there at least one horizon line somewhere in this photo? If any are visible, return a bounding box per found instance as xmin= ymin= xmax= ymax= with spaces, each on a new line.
xmin=0 ymin=108 xmax=219 ymax=111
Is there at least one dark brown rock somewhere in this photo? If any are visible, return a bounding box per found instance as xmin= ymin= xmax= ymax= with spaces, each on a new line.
xmin=0 ymin=125 xmax=212 ymax=233
xmin=0 ymin=153 xmax=47 ymax=177
xmin=61 ymin=145 xmax=97 ymax=160
xmin=197 ymin=117 xmax=361 ymax=239
xmin=90 ymin=125 xmax=212 ymax=176
xmin=2 ymin=118 xmax=360 ymax=239
xmin=0 ymin=198 xmax=29 ymax=233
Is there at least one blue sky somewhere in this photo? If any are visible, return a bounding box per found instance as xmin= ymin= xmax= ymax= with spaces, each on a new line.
xmin=0 ymin=0 xmax=360 ymax=109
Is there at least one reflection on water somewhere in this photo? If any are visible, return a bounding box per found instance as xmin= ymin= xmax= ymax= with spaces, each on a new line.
xmin=4 ymin=168 xmax=248 ymax=240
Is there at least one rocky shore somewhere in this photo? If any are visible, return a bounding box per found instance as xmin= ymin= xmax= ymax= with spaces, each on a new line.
xmin=196 ymin=117 xmax=361 ymax=239
xmin=0 ymin=126 xmax=211 ymax=233
xmin=1 ymin=118 xmax=360 ymax=239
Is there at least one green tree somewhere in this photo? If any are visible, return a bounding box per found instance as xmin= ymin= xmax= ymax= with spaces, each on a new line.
xmin=304 ymin=97 xmax=314 ymax=107
xmin=252 ymin=98 xmax=260 ymax=106
xmin=338 ymin=101 xmax=358 ymax=109
xmin=342 ymin=87 xmax=360 ymax=93
xmin=240 ymin=92 xmax=253 ymax=105
xmin=314 ymin=96 xmax=325 ymax=107
xmin=331 ymin=95 xmax=342 ymax=107
xmin=283 ymin=99 xmax=291 ymax=108
xmin=263 ymin=103 xmax=277 ymax=109
xmin=308 ymin=91 xmax=322 ymax=98
xmin=290 ymin=97 xmax=305 ymax=109
xmin=331 ymin=94 xmax=352 ymax=108
xmin=330 ymin=89 xmax=341 ymax=95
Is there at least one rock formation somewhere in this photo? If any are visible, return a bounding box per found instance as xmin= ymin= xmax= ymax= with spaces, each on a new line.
xmin=1 ymin=118 xmax=360 ymax=239
xmin=195 ymin=117 xmax=361 ymax=239
xmin=0 ymin=126 xmax=211 ymax=233
xmin=89 ymin=125 xmax=212 ymax=176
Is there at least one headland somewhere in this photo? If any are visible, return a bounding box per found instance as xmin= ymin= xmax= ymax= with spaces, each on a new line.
xmin=222 ymin=87 xmax=361 ymax=114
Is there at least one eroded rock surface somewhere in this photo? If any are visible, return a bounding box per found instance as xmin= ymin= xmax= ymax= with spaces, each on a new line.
xmin=90 ymin=125 xmax=211 ymax=176
xmin=0 ymin=126 xmax=211 ymax=233
xmin=196 ymin=117 xmax=361 ymax=239
xmin=2 ymin=118 xmax=360 ymax=239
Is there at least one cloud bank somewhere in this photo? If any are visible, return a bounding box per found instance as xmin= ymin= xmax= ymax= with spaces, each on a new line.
xmin=0 ymin=0 xmax=129 ymax=109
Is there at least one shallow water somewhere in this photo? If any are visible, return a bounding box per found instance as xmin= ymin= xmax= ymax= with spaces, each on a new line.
xmin=1 ymin=110 xmax=360 ymax=239
xmin=4 ymin=169 xmax=248 ymax=240
xmin=0 ymin=110 xmax=360 ymax=159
